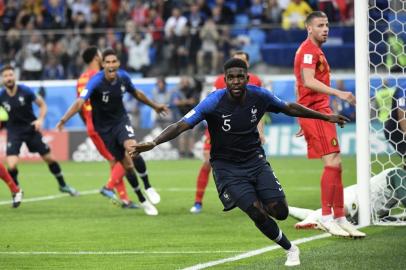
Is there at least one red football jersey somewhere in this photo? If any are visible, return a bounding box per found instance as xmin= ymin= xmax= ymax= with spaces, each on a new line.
xmin=213 ymin=72 xmax=262 ymax=90
xmin=294 ymin=38 xmax=331 ymax=110
xmin=76 ymin=69 xmax=98 ymax=113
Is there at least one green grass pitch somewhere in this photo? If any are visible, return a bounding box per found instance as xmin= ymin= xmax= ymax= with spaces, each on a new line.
xmin=0 ymin=157 xmax=405 ymax=269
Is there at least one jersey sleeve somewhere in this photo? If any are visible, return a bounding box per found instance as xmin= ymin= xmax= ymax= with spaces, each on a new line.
xmin=262 ymin=88 xmax=288 ymax=113
xmin=182 ymin=91 xmax=222 ymax=127
xmin=80 ymin=75 xmax=98 ymax=101
xmin=299 ymin=46 xmax=320 ymax=70
xmin=120 ymin=70 xmax=138 ymax=95
xmin=20 ymin=85 xmax=37 ymax=103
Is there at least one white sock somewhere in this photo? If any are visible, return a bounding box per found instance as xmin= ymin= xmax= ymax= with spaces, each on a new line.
xmin=335 ymin=216 xmax=347 ymax=224
xmin=321 ymin=214 xmax=333 ymax=223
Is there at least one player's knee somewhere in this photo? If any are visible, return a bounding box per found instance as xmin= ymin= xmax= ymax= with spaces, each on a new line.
xmin=265 ymin=200 xmax=289 ymax=220
xmin=245 ymin=204 xmax=267 ymax=225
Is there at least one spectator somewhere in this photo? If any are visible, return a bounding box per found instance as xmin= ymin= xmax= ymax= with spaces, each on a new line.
xmin=131 ymin=0 xmax=149 ymax=26
xmin=171 ymin=76 xmax=200 ymax=158
xmin=43 ymin=0 xmax=67 ymax=29
xmin=1 ymin=1 xmax=19 ymax=31
xmin=3 ymin=29 xmax=22 ymax=64
xmin=146 ymin=7 xmax=165 ymax=65
xmin=318 ymin=0 xmax=339 ymax=22
xmin=186 ymin=3 xmax=205 ymax=74
xmin=124 ymin=30 xmax=153 ymax=77
xmin=265 ymin=0 xmax=282 ymax=24
xmin=248 ymin=0 xmax=265 ymax=26
xmin=43 ymin=57 xmax=64 ymax=80
xmin=21 ymin=31 xmax=44 ymax=80
xmin=375 ymin=79 xmax=397 ymax=123
xmin=197 ymin=18 xmax=220 ymax=75
xmin=282 ymin=0 xmax=312 ymax=29
xmin=164 ymin=7 xmax=188 ymax=75
xmin=152 ymin=77 xmax=173 ymax=126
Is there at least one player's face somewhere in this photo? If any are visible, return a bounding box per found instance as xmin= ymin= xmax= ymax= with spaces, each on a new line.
xmin=225 ymin=67 xmax=248 ymax=99
xmin=307 ymin=17 xmax=329 ymax=44
xmin=1 ymin=69 xmax=16 ymax=89
xmin=103 ymin=54 xmax=120 ymax=81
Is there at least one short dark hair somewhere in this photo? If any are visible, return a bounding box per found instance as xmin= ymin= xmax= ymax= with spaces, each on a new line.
xmin=232 ymin=51 xmax=249 ymax=62
xmin=1 ymin=64 xmax=14 ymax=74
xmin=102 ymin=48 xmax=117 ymax=61
xmin=82 ymin=46 xmax=99 ymax=64
xmin=223 ymin=58 xmax=248 ymax=72
xmin=305 ymin=11 xmax=328 ymax=25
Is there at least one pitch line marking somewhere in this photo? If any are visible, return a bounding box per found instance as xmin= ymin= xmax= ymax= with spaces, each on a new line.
xmin=181 ymin=233 xmax=331 ymax=270
xmin=0 ymin=186 xmax=317 ymax=206
xmin=0 ymin=250 xmax=247 ymax=255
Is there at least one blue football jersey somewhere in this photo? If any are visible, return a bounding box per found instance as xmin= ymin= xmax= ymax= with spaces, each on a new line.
xmin=80 ymin=69 xmax=138 ymax=133
xmin=183 ymin=85 xmax=288 ymax=162
xmin=0 ymin=84 xmax=38 ymax=132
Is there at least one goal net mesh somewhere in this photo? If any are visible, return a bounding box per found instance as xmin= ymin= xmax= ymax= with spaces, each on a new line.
xmin=368 ymin=0 xmax=406 ymax=225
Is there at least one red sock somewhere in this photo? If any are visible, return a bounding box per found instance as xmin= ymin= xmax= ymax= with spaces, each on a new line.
xmin=321 ymin=166 xmax=336 ymax=216
xmin=194 ymin=164 xmax=211 ymax=204
xmin=115 ymin=179 xmax=130 ymax=202
xmin=331 ymin=166 xmax=345 ymax=218
xmin=0 ymin=164 xmax=19 ymax=193
xmin=106 ymin=163 xmax=126 ymax=190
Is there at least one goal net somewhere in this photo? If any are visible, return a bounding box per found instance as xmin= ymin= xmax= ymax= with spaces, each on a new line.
xmin=368 ymin=0 xmax=406 ymax=225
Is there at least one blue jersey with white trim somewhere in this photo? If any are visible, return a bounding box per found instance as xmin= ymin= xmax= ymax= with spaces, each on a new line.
xmin=80 ymin=69 xmax=138 ymax=133
xmin=183 ymin=85 xmax=288 ymax=162
xmin=0 ymin=84 xmax=38 ymax=132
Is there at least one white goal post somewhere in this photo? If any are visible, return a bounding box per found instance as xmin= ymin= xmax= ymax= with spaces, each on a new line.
xmin=358 ymin=0 xmax=406 ymax=226
xmin=355 ymin=0 xmax=371 ymax=226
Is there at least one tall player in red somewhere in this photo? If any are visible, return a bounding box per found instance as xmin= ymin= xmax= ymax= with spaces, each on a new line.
xmin=294 ymin=11 xmax=364 ymax=237
xmin=190 ymin=51 xmax=263 ymax=214
xmin=77 ymin=46 xmax=160 ymax=208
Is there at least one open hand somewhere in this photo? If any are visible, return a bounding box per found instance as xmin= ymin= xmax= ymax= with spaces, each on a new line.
xmin=155 ymin=104 xmax=170 ymax=117
xmin=129 ymin=141 xmax=157 ymax=157
xmin=56 ymin=120 xmax=65 ymax=131
xmin=337 ymin=91 xmax=356 ymax=106
xmin=327 ymin=114 xmax=350 ymax=128
xmin=31 ymin=119 xmax=43 ymax=131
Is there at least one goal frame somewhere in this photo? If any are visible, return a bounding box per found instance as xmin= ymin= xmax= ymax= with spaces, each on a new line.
xmin=355 ymin=0 xmax=371 ymax=227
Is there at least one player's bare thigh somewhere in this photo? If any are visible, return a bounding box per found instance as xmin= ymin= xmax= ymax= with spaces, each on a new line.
xmin=322 ymin=152 xmax=341 ymax=167
xmin=121 ymin=139 xmax=137 ymax=171
xmin=6 ymin=155 xmax=19 ymax=169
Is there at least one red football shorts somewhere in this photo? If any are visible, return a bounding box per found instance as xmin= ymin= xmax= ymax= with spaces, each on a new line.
xmin=298 ymin=107 xmax=340 ymax=159
xmin=83 ymin=110 xmax=114 ymax=161
xmin=203 ymin=128 xmax=211 ymax=151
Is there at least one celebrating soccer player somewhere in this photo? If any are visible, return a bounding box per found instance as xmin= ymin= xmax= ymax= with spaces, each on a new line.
xmin=293 ymin=11 xmax=364 ymax=237
xmin=0 ymin=65 xmax=78 ymax=196
xmin=190 ymin=51 xmax=263 ymax=214
xmin=130 ymin=57 xmax=350 ymax=266
xmin=77 ymin=46 xmax=161 ymax=209
xmin=57 ymin=48 xmax=169 ymax=216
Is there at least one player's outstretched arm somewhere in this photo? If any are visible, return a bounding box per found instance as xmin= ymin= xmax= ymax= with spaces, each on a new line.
xmin=130 ymin=120 xmax=191 ymax=157
xmin=132 ymin=90 xmax=169 ymax=116
xmin=56 ymin=98 xmax=85 ymax=131
xmin=281 ymin=102 xmax=350 ymax=128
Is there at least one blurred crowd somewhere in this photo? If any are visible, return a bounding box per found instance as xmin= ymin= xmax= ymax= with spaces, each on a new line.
xmin=0 ymin=0 xmax=354 ymax=80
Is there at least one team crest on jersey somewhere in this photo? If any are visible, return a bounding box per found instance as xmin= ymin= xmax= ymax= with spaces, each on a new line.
xmin=120 ymin=84 xmax=125 ymax=93
xmin=18 ymin=96 xmax=25 ymax=106
xmin=250 ymin=106 xmax=258 ymax=123
xmin=331 ymin=138 xmax=338 ymax=146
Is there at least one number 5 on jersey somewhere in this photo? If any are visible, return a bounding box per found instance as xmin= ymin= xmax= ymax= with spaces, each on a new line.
xmin=222 ymin=118 xmax=231 ymax=132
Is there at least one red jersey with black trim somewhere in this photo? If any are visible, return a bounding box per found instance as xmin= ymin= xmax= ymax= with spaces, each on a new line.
xmin=76 ymin=69 xmax=98 ymax=114
xmin=294 ymin=38 xmax=331 ymax=110
xmin=213 ymin=72 xmax=262 ymax=90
